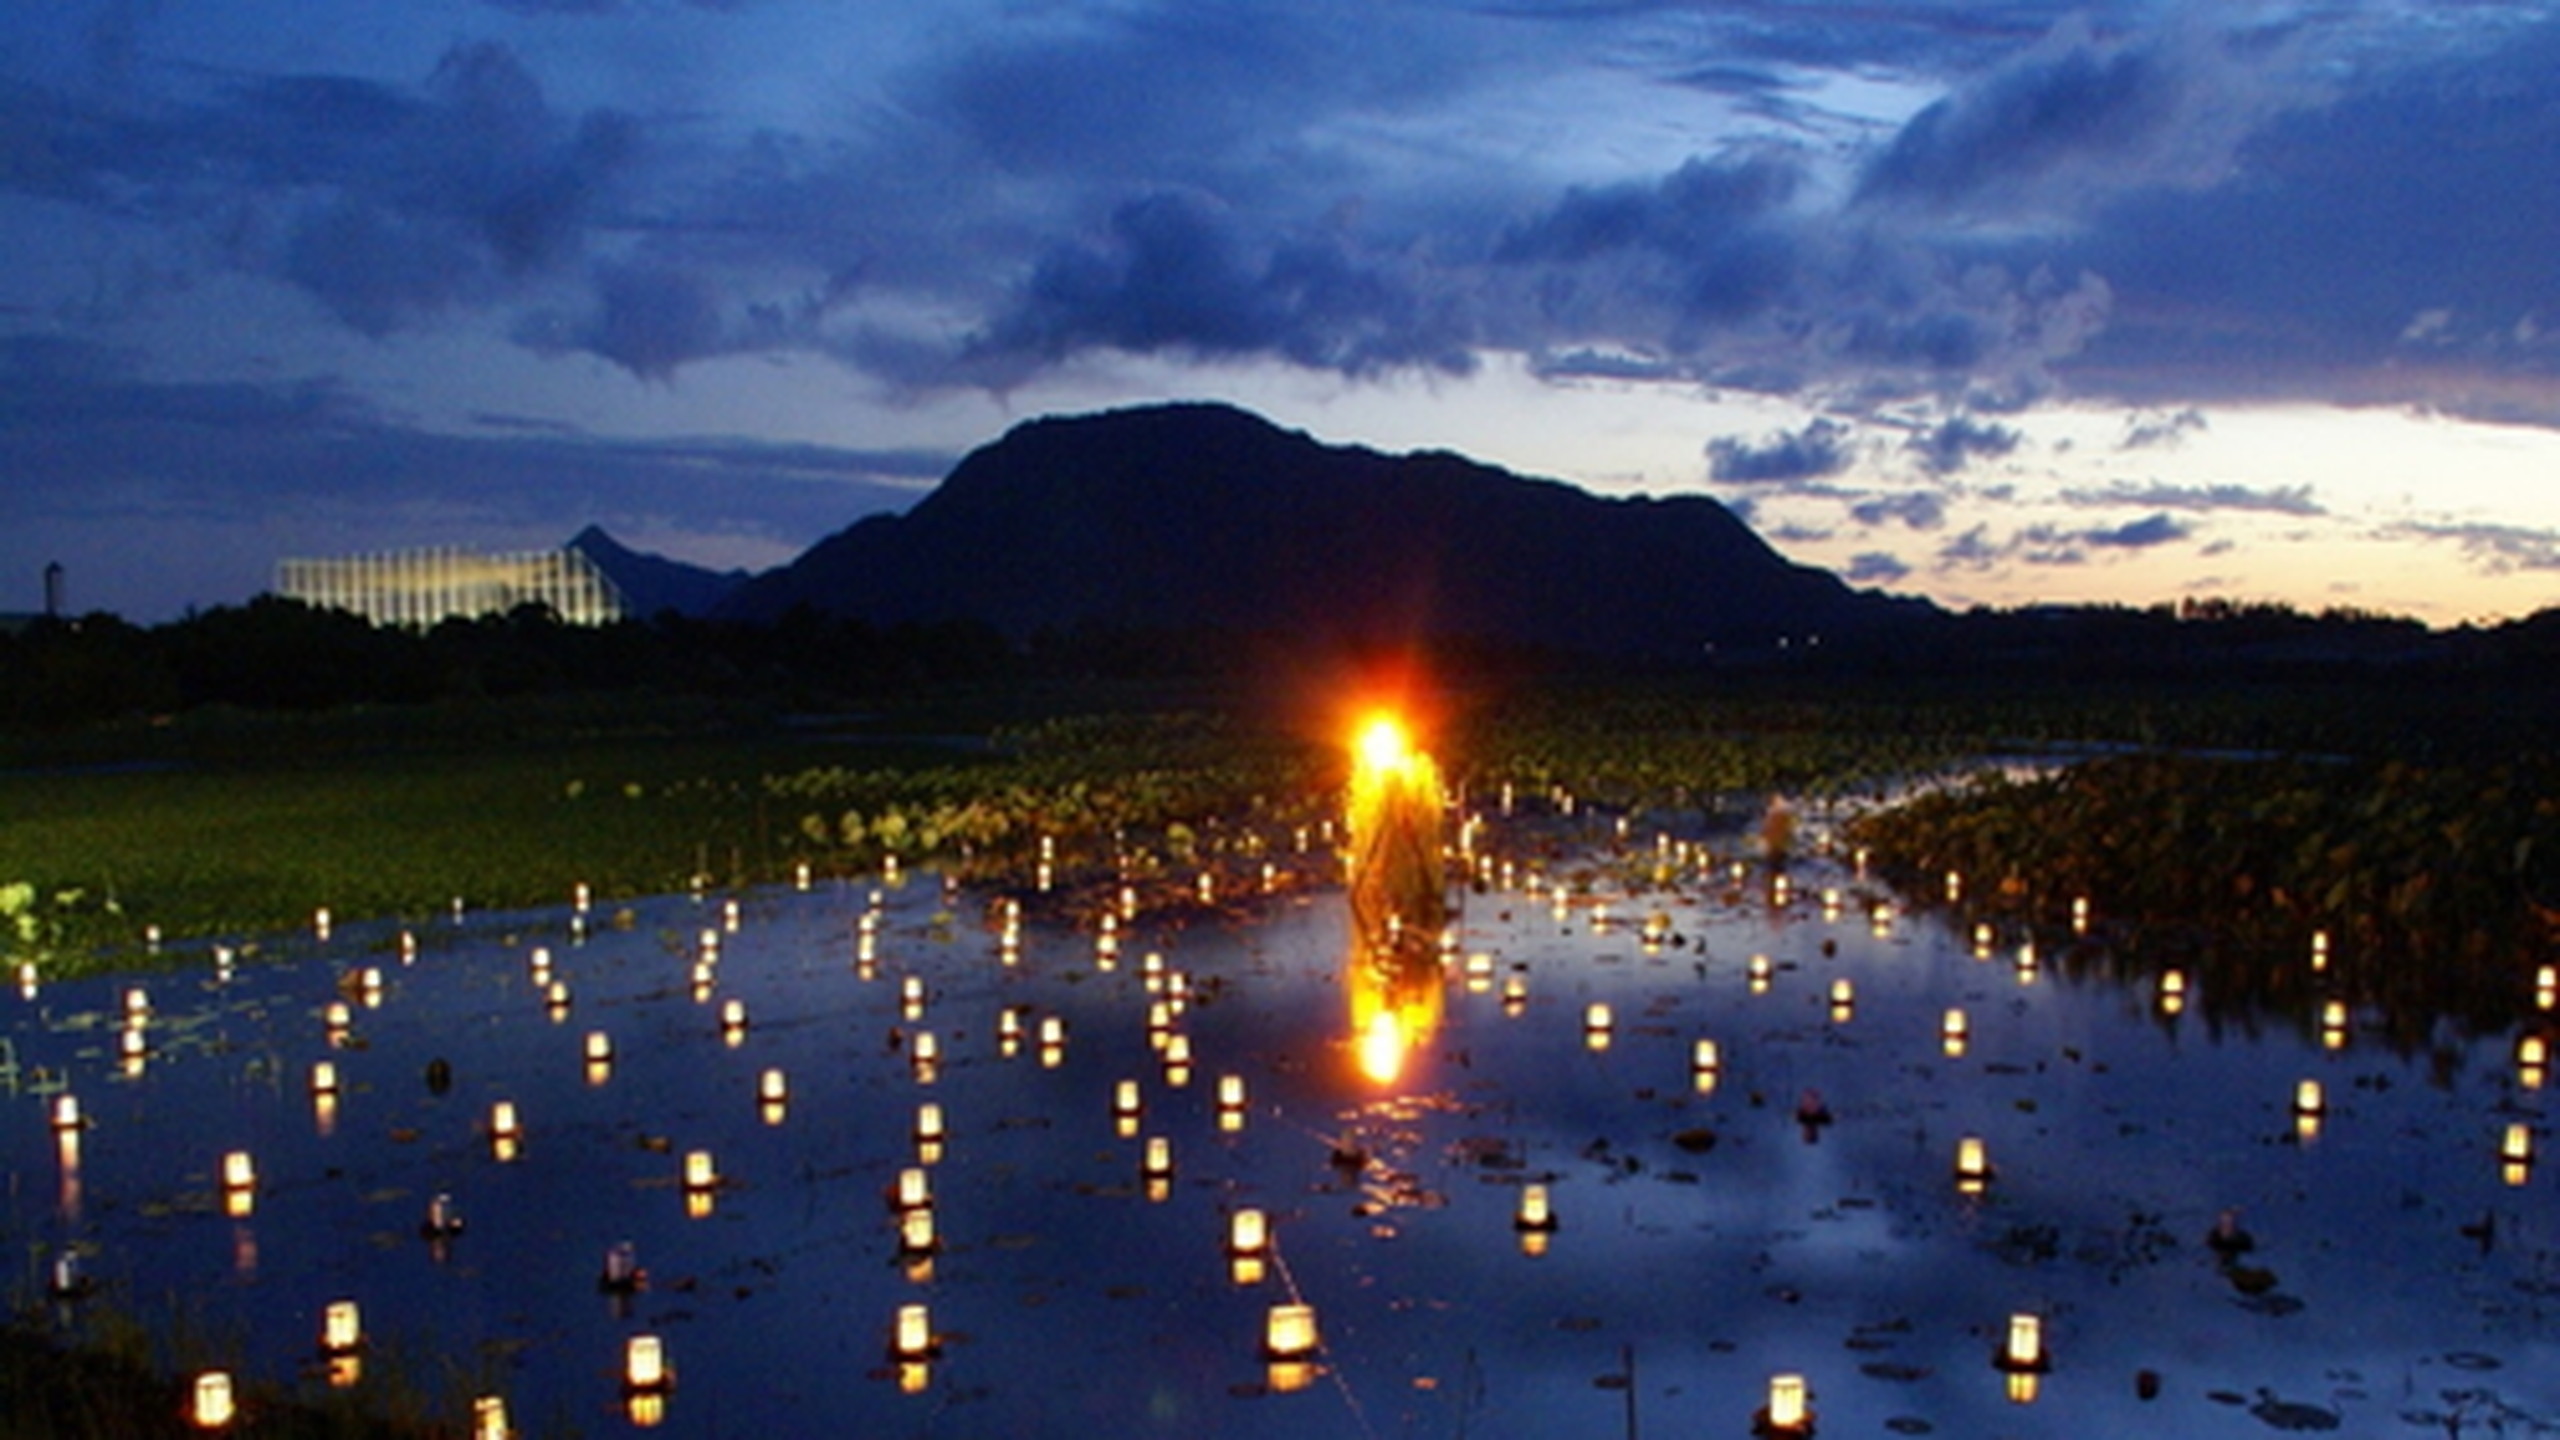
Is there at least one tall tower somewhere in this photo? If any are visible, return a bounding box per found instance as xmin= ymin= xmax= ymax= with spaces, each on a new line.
xmin=43 ymin=561 xmax=63 ymax=618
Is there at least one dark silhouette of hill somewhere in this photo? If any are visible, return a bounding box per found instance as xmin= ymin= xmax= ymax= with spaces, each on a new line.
xmin=717 ymin=402 xmax=1919 ymax=659
xmin=569 ymin=525 xmax=749 ymax=619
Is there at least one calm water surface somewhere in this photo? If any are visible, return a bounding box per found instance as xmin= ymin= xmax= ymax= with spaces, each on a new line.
xmin=5 ymin=830 xmax=2554 ymax=1437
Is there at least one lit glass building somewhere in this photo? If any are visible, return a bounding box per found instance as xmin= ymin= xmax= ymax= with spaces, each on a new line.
xmin=274 ymin=545 xmax=628 ymax=628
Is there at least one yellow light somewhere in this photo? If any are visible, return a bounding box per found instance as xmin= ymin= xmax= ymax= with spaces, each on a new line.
xmin=1217 ymin=1074 xmax=1247 ymax=1111
xmin=222 ymin=1150 xmax=256 ymax=1191
xmin=900 ymin=1206 xmax=938 ymax=1256
xmin=1264 ymin=1303 xmax=1319 ymax=1360
xmin=721 ymin=998 xmax=747 ymax=1032
xmin=626 ymin=1391 xmax=667 ymax=1428
xmin=1144 ymin=1136 xmax=1174 ymax=1179
xmin=1692 ymin=1038 xmax=1720 ymax=1074
xmin=1956 ymin=1136 xmax=1990 ymax=1192
xmin=912 ymin=1031 xmax=938 ymax=1065
xmin=490 ymin=1100 xmax=520 ymax=1140
xmin=625 ymin=1334 xmax=671 ymax=1392
xmin=2503 ymin=1122 xmax=2534 ymax=1165
xmin=191 ymin=1371 xmax=236 ymax=1430
xmin=50 ymin=1093 xmax=81 ymax=1132
xmin=1230 ymin=1208 xmax=1268 ymax=1256
xmin=585 ymin=1030 xmax=613 ymax=1063
xmin=1516 ymin=1182 xmax=1556 ymax=1232
xmin=322 ymin=1299 xmax=362 ymax=1355
xmin=1946 ymin=870 xmax=1963 ymax=902
xmin=683 ymin=1150 xmax=717 ymax=1190
xmin=759 ymin=1068 xmax=788 ymax=1105
xmin=1040 ymin=1016 xmax=1066 ymax=1047
xmin=2159 ymin=969 xmax=2187 ymax=1014
xmin=1356 ymin=715 xmax=1409 ymax=774
xmin=896 ymin=1165 xmax=931 ymax=1211
xmin=2002 ymin=1313 xmax=2045 ymax=1371
xmin=1829 ymin=978 xmax=1854 ymax=1008
xmin=1942 ymin=1008 xmax=1969 ymax=1057
xmin=1764 ymin=1372 xmax=1810 ymax=1432
xmin=1359 ymin=1011 xmax=1409 ymax=1084
xmin=2311 ymin=929 xmax=2330 ymax=971
xmin=1585 ymin=1002 xmax=1613 ymax=1033
xmin=894 ymin=1303 xmax=936 ymax=1359
xmin=2294 ymin=1078 xmax=2324 ymax=1116
xmin=474 ymin=1395 xmax=509 ymax=1440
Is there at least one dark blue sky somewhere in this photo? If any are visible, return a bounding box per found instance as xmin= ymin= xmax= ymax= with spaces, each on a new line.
xmin=5 ymin=1 xmax=2558 ymax=622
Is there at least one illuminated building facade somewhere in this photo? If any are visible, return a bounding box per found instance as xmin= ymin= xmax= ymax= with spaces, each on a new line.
xmin=274 ymin=545 xmax=627 ymax=628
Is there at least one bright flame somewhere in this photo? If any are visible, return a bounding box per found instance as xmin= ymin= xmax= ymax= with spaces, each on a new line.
xmin=1357 ymin=715 xmax=1410 ymax=774
xmin=1357 ymin=1010 xmax=1409 ymax=1085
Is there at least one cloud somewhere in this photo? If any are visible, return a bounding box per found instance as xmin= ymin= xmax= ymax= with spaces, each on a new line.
xmin=2058 ymin=480 xmax=2321 ymax=516
xmin=2395 ymin=520 xmax=2560 ymax=574
xmin=2084 ymin=511 xmax=2190 ymax=548
xmin=1706 ymin=418 xmax=1854 ymax=484
xmin=1848 ymin=491 xmax=1947 ymax=530
xmin=1844 ymin=550 xmax=1912 ymax=584
xmin=1905 ymin=414 xmax=2020 ymax=474
xmin=2120 ymin=407 xmax=2207 ymax=449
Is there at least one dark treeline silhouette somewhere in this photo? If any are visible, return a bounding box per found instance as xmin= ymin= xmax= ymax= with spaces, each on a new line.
xmin=5 ymin=590 xmax=2557 ymax=738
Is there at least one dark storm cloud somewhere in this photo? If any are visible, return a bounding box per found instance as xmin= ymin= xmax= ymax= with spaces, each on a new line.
xmin=1905 ymin=414 xmax=2020 ymax=474
xmin=1706 ymin=418 xmax=1854 ymax=484
xmin=0 ymin=340 xmax=933 ymax=537
xmin=2059 ymin=480 xmax=2320 ymax=516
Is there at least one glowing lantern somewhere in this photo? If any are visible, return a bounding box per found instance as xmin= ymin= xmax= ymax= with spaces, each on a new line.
xmin=1584 ymin=1002 xmax=1613 ymax=1051
xmin=1760 ymin=1373 xmax=1811 ymax=1435
xmin=911 ymin=1030 xmax=938 ymax=1066
xmin=1829 ymin=979 xmax=1854 ymax=1020
xmin=314 ymin=906 xmax=331 ymax=940
xmin=2537 ymin=964 xmax=2556 ymax=1010
xmin=473 ymin=1395 xmax=508 ymax=1440
xmin=223 ymin=1150 xmax=256 ymax=1191
xmin=2504 ymin=1122 xmax=2534 ymax=1170
xmin=1748 ymin=953 xmax=1772 ymax=989
xmin=2071 ymin=896 xmax=2090 ymax=934
xmin=683 ymin=1150 xmax=717 ymax=1191
xmin=1501 ymin=975 xmax=1528 ymax=1013
xmin=2158 ymin=969 xmax=2187 ymax=1015
xmin=1114 ymin=1079 xmax=1144 ymax=1135
xmin=1217 ymin=1073 xmax=1248 ymax=1110
xmin=1229 ymin=1208 xmax=1268 ymax=1257
xmin=544 ymin=980 xmax=570 ymax=1015
xmin=1942 ymin=1008 xmax=1969 ymax=1057
xmin=1692 ymin=1038 xmax=1721 ymax=1081
xmin=1515 ymin=1182 xmax=1558 ymax=1233
xmin=900 ymin=975 xmax=925 ymax=1018
xmin=1955 ymin=1136 xmax=1991 ymax=1193
xmin=894 ymin=1303 xmax=937 ymax=1359
xmin=2293 ymin=1079 xmax=2325 ymax=1117
xmin=1264 ymin=1303 xmax=1319 ymax=1360
xmin=900 ymin=1205 xmax=938 ymax=1256
xmin=191 ymin=1371 xmax=236 ymax=1430
xmin=2320 ymin=1000 xmax=2348 ymax=1049
xmin=896 ymin=1167 xmax=931 ymax=1211
xmin=2521 ymin=1034 xmax=2549 ymax=1090
xmin=322 ymin=1299 xmax=363 ymax=1355
xmin=625 ymin=1334 xmax=672 ymax=1393
xmin=759 ymin=1067 xmax=788 ymax=1104
xmin=49 ymin=1093 xmax=81 ymax=1133
xmin=585 ymin=1031 xmax=613 ymax=1064
xmin=1143 ymin=1135 xmax=1174 ymax=1180
xmin=2310 ymin=930 xmax=2330 ymax=971
xmin=914 ymin=1102 xmax=945 ymax=1146
xmin=2001 ymin=1313 xmax=2046 ymax=1372
xmin=126 ymin=986 xmax=151 ymax=1019
xmin=720 ymin=998 xmax=748 ymax=1036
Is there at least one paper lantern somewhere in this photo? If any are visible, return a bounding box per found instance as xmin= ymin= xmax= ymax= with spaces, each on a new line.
xmin=625 ymin=1334 xmax=672 ymax=1392
xmin=2293 ymin=1079 xmax=2325 ymax=1117
xmin=899 ymin=1206 xmax=938 ymax=1256
xmin=1264 ymin=1303 xmax=1319 ymax=1360
xmin=1955 ymin=1136 xmax=1991 ymax=1192
xmin=1942 ymin=1009 xmax=1969 ymax=1057
xmin=2000 ymin=1313 xmax=2046 ymax=1371
xmin=190 ymin=1371 xmax=236 ymax=1430
xmin=896 ymin=1166 xmax=931 ymax=1211
xmin=1515 ymin=1182 xmax=1557 ymax=1232
xmin=683 ymin=1150 xmax=717 ymax=1190
xmin=472 ymin=1395 xmax=509 ymax=1440
xmin=50 ymin=1093 xmax=81 ymax=1133
xmin=1143 ymin=1135 xmax=1174 ymax=1180
xmin=1229 ymin=1208 xmax=1268 ymax=1256
xmin=1761 ymin=1373 xmax=1811 ymax=1434
xmin=321 ymin=1299 xmax=363 ymax=1355
xmin=222 ymin=1150 xmax=256 ymax=1190
xmin=894 ymin=1303 xmax=937 ymax=1359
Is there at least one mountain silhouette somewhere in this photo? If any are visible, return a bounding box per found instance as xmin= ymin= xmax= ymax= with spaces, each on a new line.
xmin=717 ymin=402 xmax=1919 ymax=659
xmin=569 ymin=525 xmax=749 ymax=619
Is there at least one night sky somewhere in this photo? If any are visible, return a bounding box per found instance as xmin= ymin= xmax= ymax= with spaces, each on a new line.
xmin=6 ymin=1 xmax=2560 ymax=625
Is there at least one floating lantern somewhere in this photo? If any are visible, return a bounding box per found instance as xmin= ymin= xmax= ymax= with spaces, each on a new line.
xmin=2293 ymin=1079 xmax=2325 ymax=1117
xmin=314 ymin=906 xmax=331 ymax=940
xmin=2521 ymin=1034 xmax=2549 ymax=1090
xmin=2503 ymin=1122 xmax=2534 ymax=1171
xmin=1758 ymin=1372 xmax=1812 ymax=1435
xmin=1143 ymin=1135 xmax=1174 ymax=1182
xmin=120 ymin=1026 xmax=149 ymax=1068
xmin=1971 ymin=922 xmax=1994 ymax=956
xmin=899 ymin=1205 xmax=938 ymax=1256
xmin=2158 ymin=970 xmax=2187 ymax=1015
xmin=1946 ymin=870 xmax=1963 ymax=902
xmin=2310 ymin=930 xmax=2330 ymax=972
xmin=758 ymin=1069 xmax=788 ymax=1124
xmin=683 ymin=1150 xmax=717 ymax=1191
xmin=1771 ymin=874 xmax=1791 ymax=906
xmin=625 ymin=1334 xmax=672 ymax=1393
xmin=997 ymin=1007 xmax=1023 ymax=1055
xmin=911 ymin=1030 xmax=939 ymax=1080
xmin=585 ymin=1030 xmax=613 ymax=1064
xmin=1748 ymin=953 xmax=1772 ymax=985
xmin=1217 ymin=1073 xmax=1248 ymax=1111
xmin=1942 ymin=1008 xmax=1969 ymax=1057
xmin=2320 ymin=1000 xmax=2348 ymax=1049
xmin=1999 ymin=1313 xmax=2048 ymax=1374
xmin=544 ymin=980 xmax=570 ymax=1016
xmin=473 ymin=1395 xmax=508 ymax=1440
xmin=325 ymin=1000 xmax=353 ymax=1040
xmin=223 ymin=1150 xmax=256 ymax=1191
xmin=914 ymin=1102 xmax=945 ymax=1147
xmin=529 ymin=946 xmax=552 ymax=982
xmin=490 ymin=1100 xmax=520 ymax=1140
xmin=894 ymin=1303 xmax=937 ymax=1360
xmin=191 ymin=1371 xmax=236 ymax=1430
xmin=1264 ymin=1303 xmax=1319 ymax=1360
xmin=2071 ymin=896 xmax=2090 ymax=934
xmin=720 ymin=998 xmax=748 ymax=1036
xmin=896 ymin=1166 xmax=931 ymax=1211
xmin=17 ymin=960 xmax=36 ymax=999
xmin=50 ymin=1093 xmax=81 ymax=1133
xmin=1114 ymin=1079 xmax=1143 ymax=1134
xmin=1829 ymin=979 xmax=1854 ymax=1020
xmin=1515 ymin=1182 xmax=1558 ymax=1235
xmin=1501 ymin=975 xmax=1528 ymax=1013
xmin=900 ymin=975 xmax=925 ymax=1018
xmin=321 ymin=1299 xmax=363 ymax=1355
xmin=1584 ymin=1001 xmax=1613 ymax=1048
xmin=1229 ymin=1207 xmax=1269 ymax=1256
xmin=1955 ymin=1136 xmax=1991 ymax=1193
xmin=574 ymin=882 xmax=591 ymax=914
xmin=2537 ymin=965 xmax=2556 ymax=1010
xmin=2013 ymin=942 xmax=2037 ymax=981
xmin=126 ymin=986 xmax=151 ymax=1020
xmin=722 ymin=898 xmax=741 ymax=932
